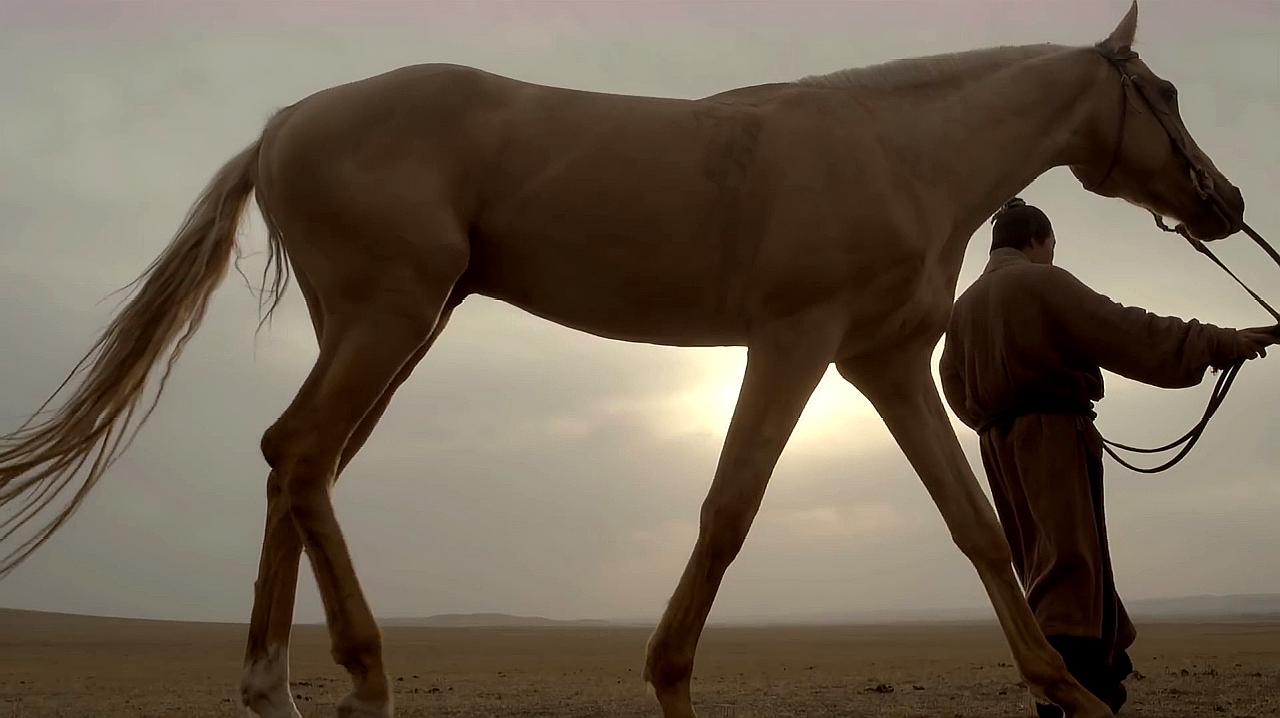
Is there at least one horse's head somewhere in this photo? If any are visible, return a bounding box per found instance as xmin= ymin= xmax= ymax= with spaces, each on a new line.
xmin=1071 ymin=1 xmax=1244 ymax=241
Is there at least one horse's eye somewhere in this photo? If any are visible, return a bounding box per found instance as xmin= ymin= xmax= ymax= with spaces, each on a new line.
xmin=1161 ymin=84 xmax=1178 ymax=102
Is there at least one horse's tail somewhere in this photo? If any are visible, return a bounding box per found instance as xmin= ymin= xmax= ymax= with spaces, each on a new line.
xmin=0 ymin=137 xmax=287 ymax=578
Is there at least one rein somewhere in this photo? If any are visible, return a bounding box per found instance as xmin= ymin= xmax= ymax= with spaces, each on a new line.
xmin=1088 ymin=49 xmax=1280 ymax=473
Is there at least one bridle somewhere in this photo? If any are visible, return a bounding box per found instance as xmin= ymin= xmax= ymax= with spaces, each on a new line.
xmin=1084 ymin=48 xmax=1280 ymax=473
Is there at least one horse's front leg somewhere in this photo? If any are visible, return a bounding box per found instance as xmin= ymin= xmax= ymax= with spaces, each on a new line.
xmin=644 ymin=314 xmax=841 ymax=717
xmin=838 ymin=350 xmax=1113 ymax=718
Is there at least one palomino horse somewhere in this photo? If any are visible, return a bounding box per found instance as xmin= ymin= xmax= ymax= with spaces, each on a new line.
xmin=0 ymin=3 xmax=1247 ymax=717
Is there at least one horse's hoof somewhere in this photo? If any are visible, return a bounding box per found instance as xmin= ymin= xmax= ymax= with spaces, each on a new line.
xmin=243 ymin=705 xmax=301 ymax=718
xmin=650 ymin=683 xmax=698 ymax=718
xmin=239 ymin=650 xmax=302 ymax=718
xmin=241 ymin=692 xmax=302 ymax=718
xmin=241 ymin=699 xmax=301 ymax=718
xmin=337 ymin=692 xmax=393 ymax=718
xmin=1061 ymin=694 xmax=1115 ymax=718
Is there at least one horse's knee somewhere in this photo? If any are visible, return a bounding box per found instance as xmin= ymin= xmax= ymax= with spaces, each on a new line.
xmin=697 ymin=500 xmax=754 ymax=567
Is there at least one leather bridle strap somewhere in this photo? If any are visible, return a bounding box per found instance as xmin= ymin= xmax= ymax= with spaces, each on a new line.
xmin=1082 ymin=60 xmax=1132 ymax=193
xmin=1155 ymin=216 xmax=1280 ymax=323
xmin=1243 ymin=221 xmax=1280 ymax=275
xmin=1088 ymin=49 xmax=1279 ymax=473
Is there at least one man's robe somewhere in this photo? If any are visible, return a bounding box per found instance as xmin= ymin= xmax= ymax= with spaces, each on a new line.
xmin=940 ymin=248 xmax=1238 ymax=662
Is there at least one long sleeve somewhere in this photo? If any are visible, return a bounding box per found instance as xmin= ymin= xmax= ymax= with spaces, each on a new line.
xmin=1042 ymin=267 xmax=1239 ymax=389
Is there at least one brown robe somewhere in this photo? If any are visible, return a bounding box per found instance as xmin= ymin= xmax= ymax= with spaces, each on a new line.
xmin=940 ymin=248 xmax=1238 ymax=658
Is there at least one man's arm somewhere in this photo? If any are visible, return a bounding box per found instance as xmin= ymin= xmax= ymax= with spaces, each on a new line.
xmin=1041 ymin=266 xmax=1251 ymax=389
xmin=939 ymin=336 xmax=978 ymax=430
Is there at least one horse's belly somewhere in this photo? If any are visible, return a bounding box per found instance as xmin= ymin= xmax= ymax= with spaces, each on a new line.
xmin=465 ymin=236 xmax=748 ymax=346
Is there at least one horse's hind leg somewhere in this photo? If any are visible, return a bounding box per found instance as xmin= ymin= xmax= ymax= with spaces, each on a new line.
xmin=262 ymin=312 xmax=457 ymax=717
xmin=243 ymin=216 xmax=466 ymax=717
xmin=240 ymin=465 xmax=305 ymax=718
xmin=241 ymin=300 xmax=453 ymax=718
xmin=241 ymin=270 xmax=327 ymax=718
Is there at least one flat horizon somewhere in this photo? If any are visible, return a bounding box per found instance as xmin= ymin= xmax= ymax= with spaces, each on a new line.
xmin=6 ymin=590 xmax=1279 ymax=627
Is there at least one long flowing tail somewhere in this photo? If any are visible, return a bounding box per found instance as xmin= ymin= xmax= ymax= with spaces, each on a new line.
xmin=0 ymin=139 xmax=284 ymax=578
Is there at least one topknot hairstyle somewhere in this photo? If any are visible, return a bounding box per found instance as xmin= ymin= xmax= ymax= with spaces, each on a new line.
xmin=991 ymin=197 xmax=1053 ymax=252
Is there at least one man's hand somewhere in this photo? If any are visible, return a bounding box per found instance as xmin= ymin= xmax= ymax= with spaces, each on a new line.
xmin=1232 ymin=325 xmax=1279 ymax=362
xmin=1212 ymin=326 xmax=1277 ymax=370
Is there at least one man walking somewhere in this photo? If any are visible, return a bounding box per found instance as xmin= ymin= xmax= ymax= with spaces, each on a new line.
xmin=939 ymin=197 xmax=1275 ymax=716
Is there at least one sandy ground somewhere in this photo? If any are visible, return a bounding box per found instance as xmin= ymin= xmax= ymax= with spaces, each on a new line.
xmin=1 ymin=610 xmax=1277 ymax=717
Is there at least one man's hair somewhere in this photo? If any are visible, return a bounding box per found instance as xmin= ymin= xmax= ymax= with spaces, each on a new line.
xmin=991 ymin=197 xmax=1053 ymax=252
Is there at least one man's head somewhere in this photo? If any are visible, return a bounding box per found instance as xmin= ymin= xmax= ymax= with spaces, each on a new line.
xmin=991 ymin=197 xmax=1055 ymax=265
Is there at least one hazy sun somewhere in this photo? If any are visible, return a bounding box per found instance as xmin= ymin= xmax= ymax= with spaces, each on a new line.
xmin=656 ymin=348 xmax=886 ymax=455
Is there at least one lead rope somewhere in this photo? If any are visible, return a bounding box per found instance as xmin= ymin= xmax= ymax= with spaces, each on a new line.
xmin=1100 ymin=361 xmax=1241 ymax=473
xmin=1099 ymin=218 xmax=1278 ymax=473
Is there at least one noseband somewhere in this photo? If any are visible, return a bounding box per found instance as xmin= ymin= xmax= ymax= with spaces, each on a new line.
xmin=1085 ymin=48 xmax=1279 ymax=473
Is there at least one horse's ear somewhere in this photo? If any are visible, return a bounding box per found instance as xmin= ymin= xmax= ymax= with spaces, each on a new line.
xmin=1100 ymin=1 xmax=1138 ymax=56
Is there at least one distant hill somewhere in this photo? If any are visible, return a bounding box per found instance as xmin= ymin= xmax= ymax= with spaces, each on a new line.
xmin=0 ymin=607 xmax=243 ymax=644
xmin=1127 ymin=594 xmax=1280 ymax=621
xmin=379 ymin=612 xmax=610 ymax=628
xmin=4 ymin=594 xmax=1278 ymax=629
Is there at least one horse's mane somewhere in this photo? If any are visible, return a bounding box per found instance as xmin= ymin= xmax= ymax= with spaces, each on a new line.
xmin=796 ymin=43 xmax=1068 ymax=90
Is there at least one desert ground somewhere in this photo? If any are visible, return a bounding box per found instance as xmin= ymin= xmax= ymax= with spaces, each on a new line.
xmin=1 ymin=609 xmax=1277 ymax=717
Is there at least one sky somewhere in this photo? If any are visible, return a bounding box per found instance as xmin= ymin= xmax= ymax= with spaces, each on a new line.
xmin=0 ymin=0 xmax=1276 ymax=624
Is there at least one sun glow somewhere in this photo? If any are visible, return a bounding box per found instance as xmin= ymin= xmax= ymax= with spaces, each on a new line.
xmin=653 ymin=349 xmax=888 ymax=455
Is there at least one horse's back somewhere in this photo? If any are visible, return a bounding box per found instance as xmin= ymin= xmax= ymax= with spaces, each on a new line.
xmin=258 ymin=63 xmax=890 ymax=346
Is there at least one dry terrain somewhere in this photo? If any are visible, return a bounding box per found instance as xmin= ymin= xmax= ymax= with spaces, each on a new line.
xmin=1 ymin=609 xmax=1277 ymax=717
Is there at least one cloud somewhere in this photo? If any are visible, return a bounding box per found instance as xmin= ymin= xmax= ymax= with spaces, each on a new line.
xmin=1 ymin=1 xmax=1277 ymax=625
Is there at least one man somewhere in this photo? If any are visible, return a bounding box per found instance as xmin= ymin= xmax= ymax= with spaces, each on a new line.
xmin=939 ymin=198 xmax=1275 ymax=717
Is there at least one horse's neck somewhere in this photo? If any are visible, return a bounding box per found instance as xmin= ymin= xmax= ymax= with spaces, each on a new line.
xmin=896 ymin=47 xmax=1108 ymax=256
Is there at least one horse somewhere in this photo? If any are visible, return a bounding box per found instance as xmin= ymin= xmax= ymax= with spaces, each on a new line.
xmin=0 ymin=3 xmax=1245 ymax=717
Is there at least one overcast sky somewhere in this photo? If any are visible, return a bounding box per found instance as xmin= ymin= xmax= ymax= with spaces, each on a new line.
xmin=0 ymin=1 xmax=1276 ymax=624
